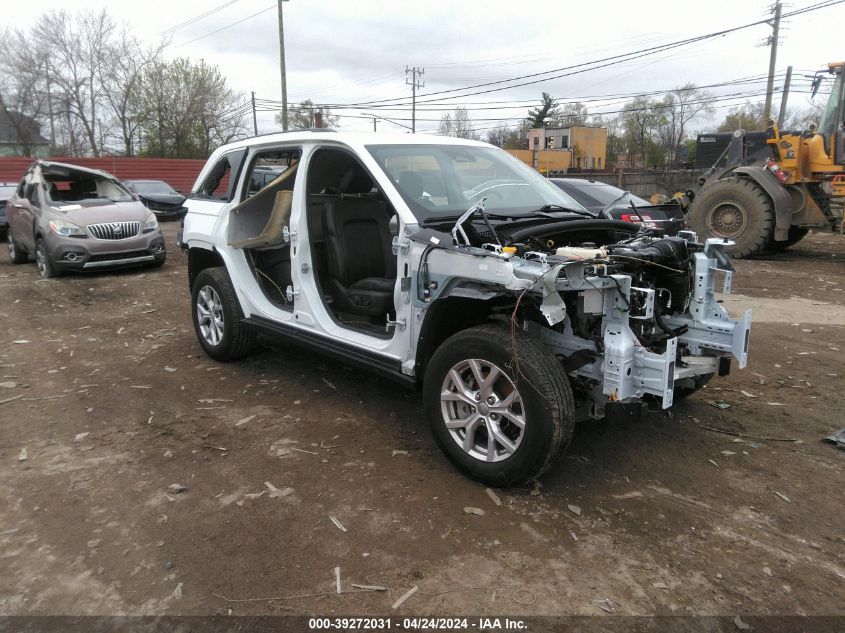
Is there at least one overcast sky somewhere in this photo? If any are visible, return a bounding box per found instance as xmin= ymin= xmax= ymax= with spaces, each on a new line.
xmin=7 ymin=0 xmax=843 ymax=135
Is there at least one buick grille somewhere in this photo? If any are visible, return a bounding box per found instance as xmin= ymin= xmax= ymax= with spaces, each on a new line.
xmin=87 ymin=221 xmax=141 ymax=240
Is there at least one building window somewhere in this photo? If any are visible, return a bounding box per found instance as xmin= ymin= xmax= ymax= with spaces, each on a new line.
xmin=598 ymin=157 xmax=602 ymax=169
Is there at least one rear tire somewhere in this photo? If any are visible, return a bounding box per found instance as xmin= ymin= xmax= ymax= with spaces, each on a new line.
xmin=423 ymin=324 xmax=574 ymax=487
xmin=8 ymin=234 xmax=28 ymax=264
xmin=688 ymin=178 xmax=773 ymax=258
xmin=191 ymin=267 xmax=255 ymax=361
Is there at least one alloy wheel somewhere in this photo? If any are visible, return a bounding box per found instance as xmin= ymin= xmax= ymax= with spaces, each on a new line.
xmin=439 ymin=358 xmax=525 ymax=462
xmin=196 ymin=285 xmax=225 ymax=347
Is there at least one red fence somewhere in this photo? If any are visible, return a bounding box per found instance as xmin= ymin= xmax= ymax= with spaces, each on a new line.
xmin=0 ymin=157 xmax=207 ymax=194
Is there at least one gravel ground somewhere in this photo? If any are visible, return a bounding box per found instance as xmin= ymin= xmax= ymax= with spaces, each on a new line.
xmin=0 ymin=224 xmax=843 ymax=618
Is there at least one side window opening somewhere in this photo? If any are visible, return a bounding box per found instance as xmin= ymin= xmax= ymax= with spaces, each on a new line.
xmin=305 ymin=147 xmax=397 ymax=337
xmin=193 ymin=149 xmax=247 ymax=201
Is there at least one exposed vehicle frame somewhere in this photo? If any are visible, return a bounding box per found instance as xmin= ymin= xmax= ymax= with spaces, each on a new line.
xmin=182 ymin=132 xmax=751 ymax=486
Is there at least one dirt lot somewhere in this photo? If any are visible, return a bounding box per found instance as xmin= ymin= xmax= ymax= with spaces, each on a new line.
xmin=1 ymin=223 xmax=844 ymax=619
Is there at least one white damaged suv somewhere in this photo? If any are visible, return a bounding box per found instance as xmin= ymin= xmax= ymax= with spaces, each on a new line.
xmin=181 ymin=131 xmax=751 ymax=486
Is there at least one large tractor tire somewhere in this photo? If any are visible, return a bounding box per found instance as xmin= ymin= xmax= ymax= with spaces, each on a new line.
xmin=688 ymin=177 xmax=773 ymax=258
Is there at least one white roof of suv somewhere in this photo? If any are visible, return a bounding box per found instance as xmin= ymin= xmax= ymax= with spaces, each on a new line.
xmin=218 ymin=130 xmax=490 ymax=151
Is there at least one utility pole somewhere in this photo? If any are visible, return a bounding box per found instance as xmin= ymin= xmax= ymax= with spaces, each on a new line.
xmin=251 ymin=91 xmax=258 ymax=135
xmin=405 ymin=66 xmax=425 ymax=134
xmin=763 ymin=0 xmax=782 ymax=127
xmin=277 ymin=0 xmax=290 ymax=131
xmin=777 ymin=65 xmax=793 ymax=129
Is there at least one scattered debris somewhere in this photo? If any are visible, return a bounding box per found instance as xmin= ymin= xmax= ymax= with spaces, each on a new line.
xmin=130 ymin=385 xmax=152 ymax=389
xmin=529 ymin=481 xmax=542 ymax=496
xmin=164 ymin=366 xmax=177 ymax=373
xmin=763 ymin=567 xmax=773 ymax=577
xmin=590 ymin=598 xmax=617 ymax=613
xmin=612 ymin=491 xmax=643 ymax=500
xmin=721 ymin=450 xmax=736 ymax=456
xmin=17 ymin=448 xmax=27 ymax=462
xmin=334 ymin=567 xmax=341 ymax=594
xmin=485 ymin=488 xmax=502 ymax=507
xmin=329 ymin=515 xmax=347 ymax=532
xmin=351 ymin=584 xmax=387 ymax=592
xmin=512 ymin=589 xmax=536 ymax=605
xmin=163 ymin=450 xmax=173 ymax=458
xmin=569 ymin=531 xmax=578 ymax=542
xmin=0 ymin=394 xmax=24 ymax=405
xmin=74 ymin=432 xmax=89 ymax=443
xmin=823 ymin=428 xmax=845 ymax=449
xmin=773 ymin=491 xmax=791 ymax=503
xmin=709 ymin=400 xmax=731 ymax=410
xmin=567 ymin=504 xmax=582 ymax=516
xmin=0 ymin=381 xmax=17 ymax=389
xmin=172 ymin=583 xmax=183 ymax=601
xmin=235 ymin=414 xmax=256 ymax=428
xmin=321 ymin=378 xmax=336 ymax=390
xmin=767 ymin=402 xmax=785 ymax=406
xmin=708 ymin=459 xmax=719 ymax=468
xmin=167 ymin=483 xmax=188 ymax=494
xmin=12 ymin=340 xmax=30 ymax=344
xmin=292 ymin=447 xmax=318 ymax=456
xmin=733 ymin=615 xmax=751 ymax=630
xmin=392 ymin=450 xmax=409 ymax=457
xmin=463 ymin=507 xmax=485 ymax=516
xmin=198 ymin=398 xmax=232 ymax=403
xmin=740 ymin=390 xmax=758 ymax=399
xmin=692 ymin=420 xmax=799 ymax=443
xmin=652 ymin=582 xmax=668 ymax=589
xmin=236 ymin=491 xmax=266 ymax=506
xmin=264 ymin=482 xmax=292 ymax=499
xmin=391 ymin=585 xmax=418 ymax=610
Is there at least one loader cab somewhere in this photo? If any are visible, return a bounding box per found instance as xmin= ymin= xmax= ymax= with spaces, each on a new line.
xmin=817 ymin=62 xmax=845 ymax=166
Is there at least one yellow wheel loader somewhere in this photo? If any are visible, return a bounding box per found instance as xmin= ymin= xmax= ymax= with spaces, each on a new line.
xmin=687 ymin=61 xmax=845 ymax=258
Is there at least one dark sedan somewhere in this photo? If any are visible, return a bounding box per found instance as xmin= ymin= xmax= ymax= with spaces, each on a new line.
xmin=1 ymin=182 xmax=17 ymax=240
xmin=550 ymin=178 xmax=686 ymax=234
xmin=124 ymin=179 xmax=187 ymax=220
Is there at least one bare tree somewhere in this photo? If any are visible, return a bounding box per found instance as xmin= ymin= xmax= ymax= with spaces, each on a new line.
xmin=33 ymin=9 xmax=115 ymax=156
xmin=656 ymin=84 xmax=714 ymax=167
xmin=276 ymin=99 xmax=339 ymax=129
xmin=0 ymin=27 xmax=49 ymax=156
xmin=437 ymin=107 xmax=478 ymax=139
xmin=557 ymin=101 xmax=590 ymax=127
xmin=99 ymin=26 xmax=167 ymax=156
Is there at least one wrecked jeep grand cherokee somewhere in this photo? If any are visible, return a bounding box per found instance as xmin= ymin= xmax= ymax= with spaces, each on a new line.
xmin=181 ymin=132 xmax=751 ymax=486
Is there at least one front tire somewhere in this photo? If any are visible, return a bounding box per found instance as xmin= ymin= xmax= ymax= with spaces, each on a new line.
xmin=191 ymin=267 xmax=255 ymax=361
xmin=688 ymin=178 xmax=773 ymax=258
xmin=8 ymin=234 xmax=28 ymax=264
xmin=423 ymin=324 xmax=574 ymax=487
xmin=770 ymin=227 xmax=809 ymax=251
xmin=35 ymin=238 xmax=59 ymax=278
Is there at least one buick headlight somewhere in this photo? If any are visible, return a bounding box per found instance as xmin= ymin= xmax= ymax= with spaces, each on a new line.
xmin=48 ymin=219 xmax=86 ymax=237
xmin=142 ymin=213 xmax=159 ymax=233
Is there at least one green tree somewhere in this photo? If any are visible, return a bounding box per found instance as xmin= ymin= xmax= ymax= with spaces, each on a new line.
xmin=137 ymin=58 xmax=248 ymax=158
xmin=717 ymin=101 xmax=765 ymax=132
xmin=277 ymin=99 xmax=339 ymax=129
xmin=526 ymin=92 xmax=560 ymax=128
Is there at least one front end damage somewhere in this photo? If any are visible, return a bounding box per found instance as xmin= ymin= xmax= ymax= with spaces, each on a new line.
xmin=410 ymin=219 xmax=751 ymax=421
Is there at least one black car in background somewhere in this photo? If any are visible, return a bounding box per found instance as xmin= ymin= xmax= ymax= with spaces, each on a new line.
xmin=550 ymin=178 xmax=686 ymax=234
xmin=0 ymin=182 xmax=18 ymax=240
xmin=124 ymin=179 xmax=187 ymax=220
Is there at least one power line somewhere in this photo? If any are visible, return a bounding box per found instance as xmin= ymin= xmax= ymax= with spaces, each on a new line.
xmin=160 ymin=1 xmax=242 ymax=36
xmin=326 ymin=0 xmax=845 ymax=110
xmin=172 ymin=3 xmax=276 ymax=48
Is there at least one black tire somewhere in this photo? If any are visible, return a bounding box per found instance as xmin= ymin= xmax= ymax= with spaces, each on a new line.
xmin=35 ymin=238 xmax=59 ymax=278
xmin=769 ymin=227 xmax=809 ymax=251
xmin=8 ymin=233 xmax=28 ymax=264
xmin=150 ymin=252 xmax=167 ymax=268
xmin=191 ymin=267 xmax=255 ymax=361
xmin=688 ymin=178 xmax=773 ymax=258
xmin=423 ymin=324 xmax=574 ymax=487
xmin=673 ymin=373 xmax=713 ymax=399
